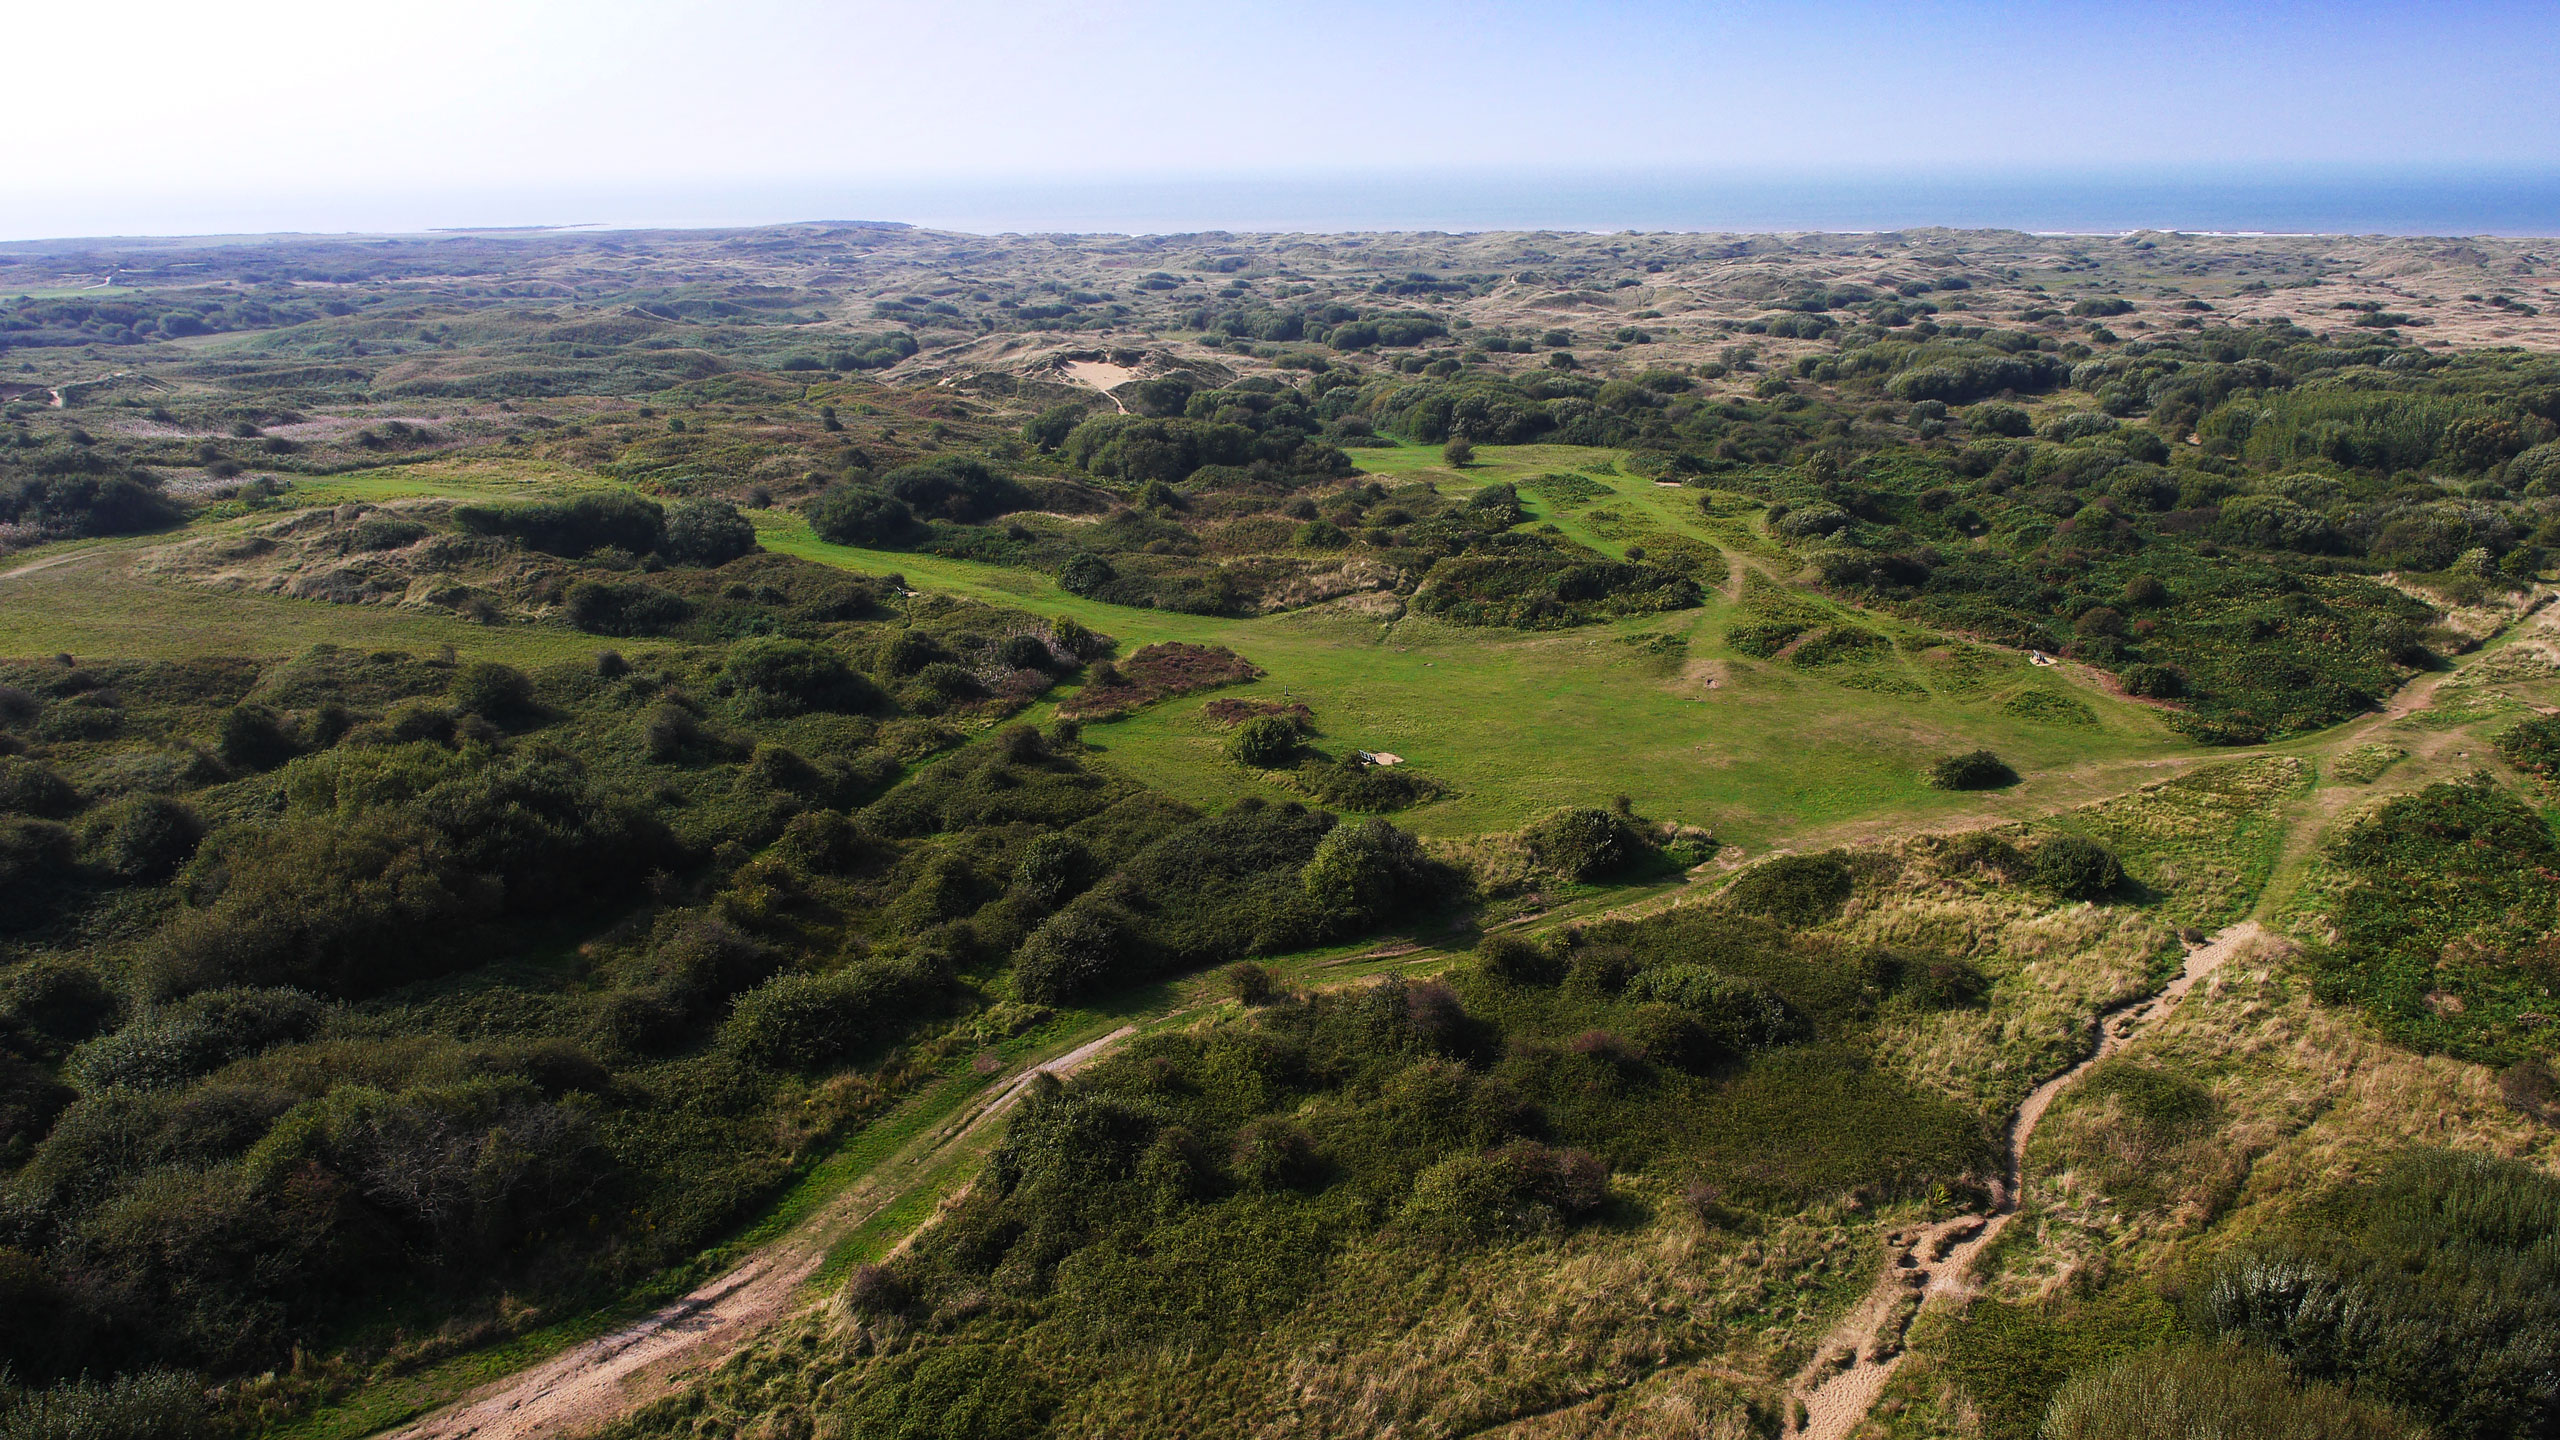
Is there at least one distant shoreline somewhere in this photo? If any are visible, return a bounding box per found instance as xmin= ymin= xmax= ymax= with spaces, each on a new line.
xmin=8 ymin=168 xmax=2560 ymax=245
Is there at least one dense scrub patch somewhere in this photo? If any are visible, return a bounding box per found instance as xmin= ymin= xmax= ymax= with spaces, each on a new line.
xmin=607 ymin=884 xmax=1999 ymax=1439
xmin=2303 ymin=774 xmax=2560 ymax=1063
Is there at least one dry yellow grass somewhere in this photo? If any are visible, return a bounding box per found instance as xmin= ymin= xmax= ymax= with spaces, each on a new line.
xmin=2006 ymin=929 xmax=2542 ymax=1300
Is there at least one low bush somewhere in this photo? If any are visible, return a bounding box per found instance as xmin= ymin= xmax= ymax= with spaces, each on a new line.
xmin=720 ymin=964 xmax=928 ymax=1069
xmin=70 ymin=988 xmax=328 ymax=1091
xmin=2034 ymin=834 xmax=2122 ymax=899
xmin=83 ymin=794 xmax=204 ymax=881
xmin=1925 ymin=749 xmax=2018 ymax=790
xmin=805 ymin=485 xmax=918 ymax=547
xmin=1522 ymin=806 xmax=1645 ymax=880
xmin=717 ymin=638 xmax=879 ymax=716
xmin=0 ymin=1369 xmax=211 ymax=1440
xmin=1230 ymin=714 xmax=1300 ymax=769
xmin=662 ymin=498 xmax=758 ymax=566
xmin=2204 ymin=1148 xmax=2560 ymax=1439
xmin=454 ymin=491 xmax=665 ymax=557
xmin=0 ymin=756 xmax=78 ymax=819
xmin=1720 ymin=852 xmax=1852 ymax=924
xmin=2041 ymin=1344 xmax=2400 ymax=1440
xmin=2496 ymin=713 xmax=2560 ymax=785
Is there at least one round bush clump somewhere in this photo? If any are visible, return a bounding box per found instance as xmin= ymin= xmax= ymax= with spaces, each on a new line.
xmin=449 ymin=661 xmax=536 ymax=722
xmin=1925 ymin=750 xmax=2019 ymax=791
xmin=2034 ymin=834 xmax=2123 ymax=900
xmin=1524 ymin=807 xmax=1641 ymax=881
xmin=1229 ymin=715 xmax=1300 ymax=769
xmin=1720 ymin=852 xmax=1854 ymax=924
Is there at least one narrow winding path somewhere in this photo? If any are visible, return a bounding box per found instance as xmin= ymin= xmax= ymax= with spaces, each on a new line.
xmin=383 ymin=1027 xmax=1134 ymax=1440
xmin=1789 ymin=922 xmax=2264 ymax=1440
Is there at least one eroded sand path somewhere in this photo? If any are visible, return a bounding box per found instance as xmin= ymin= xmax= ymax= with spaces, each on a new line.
xmin=1788 ymin=922 xmax=2263 ymax=1439
xmin=383 ymin=1026 xmax=1134 ymax=1440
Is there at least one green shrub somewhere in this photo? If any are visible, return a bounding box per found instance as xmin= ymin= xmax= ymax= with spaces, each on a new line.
xmin=1401 ymin=1140 xmax=1608 ymax=1240
xmin=1013 ymin=901 xmax=1137 ymax=1003
xmin=662 ymin=497 xmax=758 ymax=565
xmin=2204 ymin=1148 xmax=2560 ymax=1439
xmin=717 ymin=637 xmax=877 ymax=716
xmin=2034 ymin=834 xmax=2122 ymax=899
xmin=349 ymin=516 xmax=426 ymax=551
xmin=1300 ymin=817 xmax=1442 ymax=929
xmin=1720 ymin=853 xmax=1852 ymax=924
xmin=1622 ymin=964 xmax=1806 ymax=1054
xmin=1522 ymin=806 xmax=1643 ymax=880
xmin=720 ymin=966 xmax=922 ymax=1069
xmin=0 ymin=757 xmax=77 ymax=819
xmin=454 ymin=491 xmax=665 ymax=557
xmin=805 ymin=484 xmax=918 ymax=547
xmin=1011 ymin=833 xmax=1094 ymax=909
xmin=1224 ymin=962 xmax=1277 ymax=1005
xmin=1969 ymin=401 xmax=2033 ymax=437
xmin=448 ymin=661 xmax=534 ymax=722
xmin=883 ymin=457 xmax=1024 ymax=523
xmin=83 ymin=794 xmax=204 ymax=882
xmin=0 ymin=1369 xmax=211 ymax=1440
xmin=70 ymin=987 xmax=327 ymax=1091
xmin=1059 ymin=553 xmax=1115 ymax=595
xmin=2495 ymin=713 xmax=2560 ymax=784
xmin=1477 ymin=933 xmax=1564 ymax=985
xmin=0 ymin=959 xmax=115 ymax=1055
xmin=563 ymin=578 xmax=691 ymax=636
xmin=215 ymin=704 xmax=298 ymax=772
xmin=1926 ymin=749 xmax=2018 ymax=790
xmin=2041 ymin=1344 xmax=2399 ymax=1440
xmin=1229 ymin=715 xmax=1300 ymax=769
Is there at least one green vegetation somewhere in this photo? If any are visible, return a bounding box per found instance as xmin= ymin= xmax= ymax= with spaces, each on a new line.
xmin=2303 ymin=774 xmax=2560 ymax=1063
xmin=605 ymin=881 xmax=2000 ymax=1440
xmin=4 ymin=220 xmax=2557 ymax=1440
xmin=2204 ymin=1149 xmax=2560 ymax=1439
xmin=1925 ymin=749 xmax=2017 ymax=790
xmin=2496 ymin=712 xmax=2560 ymax=786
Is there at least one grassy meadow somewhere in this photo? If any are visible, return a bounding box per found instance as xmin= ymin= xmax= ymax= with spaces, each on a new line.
xmin=748 ymin=442 xmax=2195 ymax=846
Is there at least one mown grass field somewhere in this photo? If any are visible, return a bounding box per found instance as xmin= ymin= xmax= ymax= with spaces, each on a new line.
xmin=770 ymin=442 xmax=2193 ymax=845
xmin=0 ymin=442 xmax=2203 ymax=851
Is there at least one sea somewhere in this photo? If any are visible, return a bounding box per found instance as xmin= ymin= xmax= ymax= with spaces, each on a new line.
xmin=9 ymin=169 xmax=2560 ymax=244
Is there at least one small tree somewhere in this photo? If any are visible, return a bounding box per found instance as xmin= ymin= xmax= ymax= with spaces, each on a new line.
xmin=1442 ymin=436 xmax=1476 ymax=467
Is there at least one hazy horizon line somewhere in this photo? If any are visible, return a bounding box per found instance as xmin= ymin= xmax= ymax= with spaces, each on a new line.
xmin=9 ymin=165 xmax=2560 ymax=248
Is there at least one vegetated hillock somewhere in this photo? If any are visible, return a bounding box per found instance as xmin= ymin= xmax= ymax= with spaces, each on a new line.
xmin=1726 ymin=329 xmax=2560 ymax=741
xmin=0 ymin=621 xmax=1474 ymax=1421
xmin=1936 ymin=1149 xmax=2560 ymax=1440
xmin=0 ymin=440 xmax=185 ymax=551
xmin=1217 ymin=703 xmax=1447 ymax=813
xmin=2299 ymin=772 xmax=2560 ymax=1063
xmin=1055 ymin=642 xmax=1260 ymax=720
xmin=612 ymin=887 xmax=2002 ymax=1440
xmin=148 ymin=492 xmax=776 ymax=632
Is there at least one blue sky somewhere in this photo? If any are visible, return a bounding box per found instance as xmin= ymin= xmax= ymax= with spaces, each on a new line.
xmin=6 ymin=0 xmax=2558 ymax=237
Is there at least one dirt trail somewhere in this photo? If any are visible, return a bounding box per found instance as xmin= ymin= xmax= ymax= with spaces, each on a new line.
xmin=383 ymin=1026 xmax=1134 ymax=1440
xmin=0 ymin=547 xmax=108 ymax=581
xmin=1789 ymin=922 xmax=2263 ymax=1440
